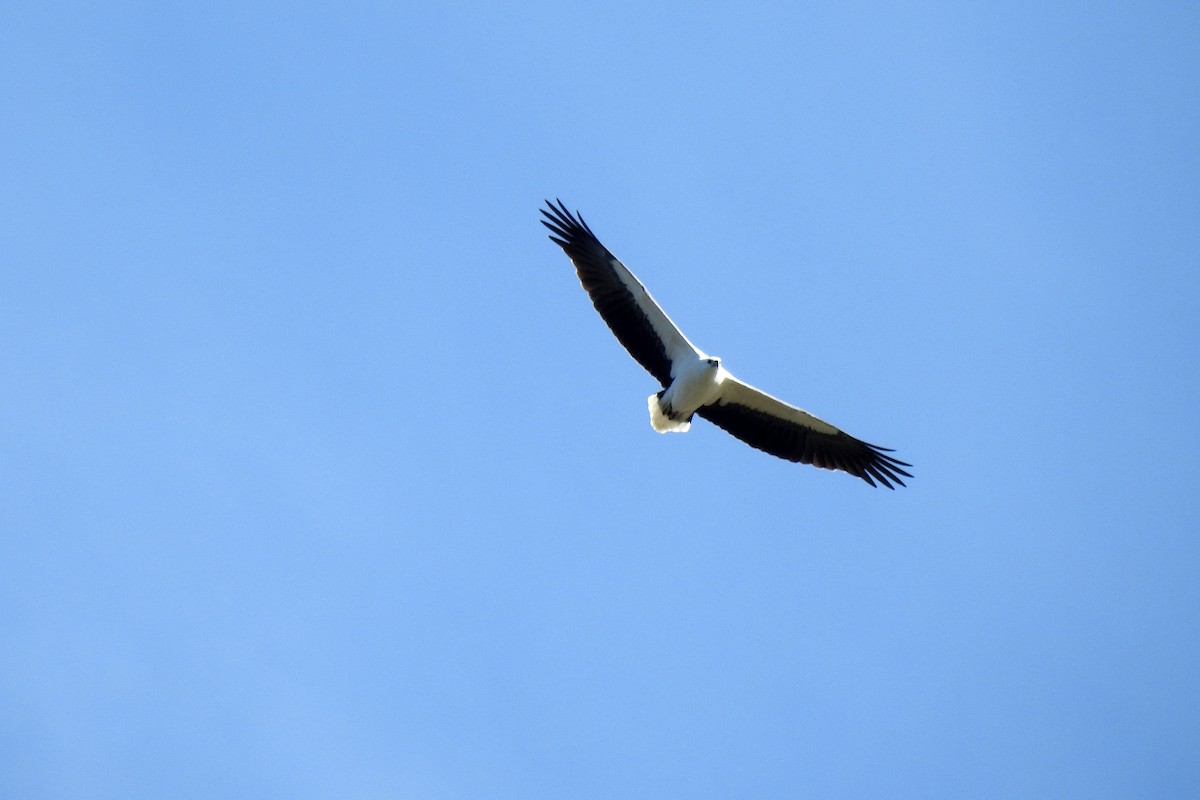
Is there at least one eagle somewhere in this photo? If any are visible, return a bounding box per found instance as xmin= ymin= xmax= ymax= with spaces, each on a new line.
xmin=541 ymin=199 xmax=912 ymax=489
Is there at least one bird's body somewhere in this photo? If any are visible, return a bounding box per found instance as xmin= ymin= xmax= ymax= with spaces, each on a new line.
xmin=541 ymin=199 xmax=912 ymax=489
xmin=650 ymin=356 xmax=724 ymax=433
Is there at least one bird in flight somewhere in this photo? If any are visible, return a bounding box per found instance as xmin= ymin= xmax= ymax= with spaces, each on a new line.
xmin=541 ymin=199 xmax=912 ymax=489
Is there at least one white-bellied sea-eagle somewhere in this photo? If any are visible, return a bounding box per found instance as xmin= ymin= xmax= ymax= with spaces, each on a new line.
xmin=541 ymin=199 xmax=912 ymax=489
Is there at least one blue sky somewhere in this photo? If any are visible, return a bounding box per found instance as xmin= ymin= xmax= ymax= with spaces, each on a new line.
xmin=3 ymin=1 xmax=1199 ymax=797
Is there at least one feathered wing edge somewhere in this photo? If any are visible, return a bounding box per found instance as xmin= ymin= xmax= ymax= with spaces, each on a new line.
xmin=540 ymin=199 xmax=697 ymax=387
xmin=698 ymin=378 xmax=912 ymax=488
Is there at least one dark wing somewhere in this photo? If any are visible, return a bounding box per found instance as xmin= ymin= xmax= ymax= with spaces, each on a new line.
xmin=541 ymin=199 xmax=699 ymax=387
xmin=698 ymin=375 xmax=912 ymax=488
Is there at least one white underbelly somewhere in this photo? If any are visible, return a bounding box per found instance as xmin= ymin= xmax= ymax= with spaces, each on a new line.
xmin=665 ymin=364 xmax=723 ymax=414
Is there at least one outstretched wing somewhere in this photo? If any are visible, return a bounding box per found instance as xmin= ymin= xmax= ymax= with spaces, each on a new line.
xmin=698 ymin=375 xmax=912 ymax=488
xmin=541 ymin=199 xmax=700 ymax=387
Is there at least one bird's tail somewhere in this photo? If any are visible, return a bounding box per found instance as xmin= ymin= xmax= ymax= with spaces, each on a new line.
xmin=648 ymin=391 xmax=692 ymax=433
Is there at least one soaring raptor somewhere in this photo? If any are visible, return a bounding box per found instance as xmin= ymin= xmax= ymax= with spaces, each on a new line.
xmin=541 ymin=199 xmax=912 ymax=489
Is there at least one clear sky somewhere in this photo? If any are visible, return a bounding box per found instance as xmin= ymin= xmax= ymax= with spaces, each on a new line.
xmin=3 ymin=2 xmax=1199 ymax=797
